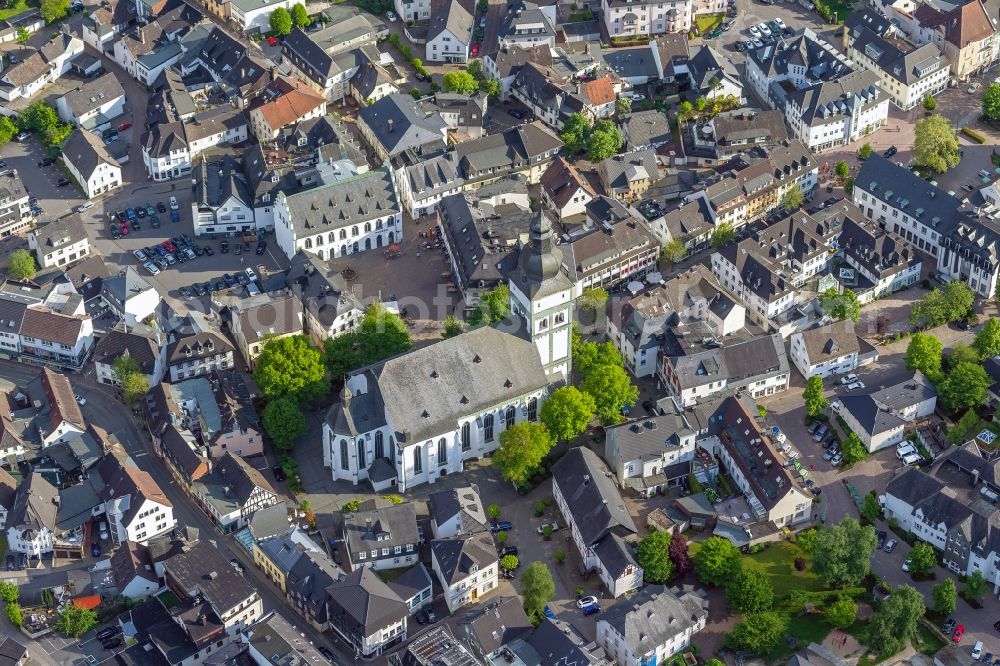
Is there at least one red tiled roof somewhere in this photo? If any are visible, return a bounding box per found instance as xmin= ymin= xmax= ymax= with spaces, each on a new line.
xmin=40 ymin=367 xmax=85 ymax=432
xmin=257 ymin=87 xmax=326 ymax=132
xmin=944 ymin=0 xmax=995 ymax=48
xmin=583 ymin=77 xmax=616 ymax=106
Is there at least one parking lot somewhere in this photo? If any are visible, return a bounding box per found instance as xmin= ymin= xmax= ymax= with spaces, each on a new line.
xmin=0 ymin=137 xmax=83 ymax=224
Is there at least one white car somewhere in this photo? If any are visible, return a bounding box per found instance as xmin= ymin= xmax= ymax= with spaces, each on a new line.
xmin=386 ymin=10 xmax=397 ymax=21
xmin=972 ymin=642 xmax=984 ymax=660
xmin=786 ymin=449 xmax=800 ymax=461
xmin=245 ymin=267 xmax=258 ymax=282
xmin=968 ymin=82 xmax=982 ymax=94
xmin=169 ymin=196 xmax=179 ymax=210
xmin=830 ymin=401 xmax=842 ymax=413
xmin=748 ymin=25 xmax=761 ymax=37
xmin=537 ymin=522 xmax=561 ymax=534
xmin=901 ymin=558 xmax=910 ymax=572
xmin=840 ymin=374 xmax=858 ymax=385
xmin=576 ymin=596 xmax=598 ymax=609
xmin=631 ymin=93 xmax=645 ymax=101
xmin=757 ymin=23 xmax=771 ymax=36
xmin=143 ymin=261 xmax=160 ymax=275
xmin=751 ymin=38 xmax=763 ymax=48
xmin=774 ymin=17 xmax=786 ymax=28
xmin=77 ymin=201 xmax=93 ymax=212
xmin=75 ymin=394 xmax=86 ymax=406
xmin=846 ymin=381 xmax=866 ymax=391
xmin=133 ymin=249 xmax=148 ymax=262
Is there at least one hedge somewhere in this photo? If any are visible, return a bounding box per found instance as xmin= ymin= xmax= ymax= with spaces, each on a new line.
xmin=961 ymin=127 xmax=986 ymax=144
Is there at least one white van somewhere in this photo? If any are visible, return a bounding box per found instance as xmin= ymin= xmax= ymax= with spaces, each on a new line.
xmin=981 ymin=486 xmax=999 ymax=503
xmin=972 ymin=641 xmax=984 ymax=660
xmin=896 ymin=444 xmax=917 ymax=459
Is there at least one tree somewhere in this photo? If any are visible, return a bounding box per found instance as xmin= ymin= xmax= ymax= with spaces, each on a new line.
xmin=844 ymin=176 xmax=855 ymax=196
xmin=355 ymin=303 xmax=411 ymax=364
xmin=661 ymin=238 xmax=686 ymax=264
xmin=14 ymin=27 xmax=27 ymax=45
xmin=468 ymin=284 xmax=509 ymax=326
xmin=840 ymin=433 xmax=867 ymax=466
xmin=540 ymin=386 xmax=594 ymax=443
xmin=923 ymin=95 xmax=937 ymax=112
xmin=982 ymin=83 xmax=1000 ymax=120
xmin=729 ymin=612 xmax=787 ymax=653
xmin=947 ymin=342 xmax=980 ymax=369
xmin=488 ymin=503 xmax=501 ymax=521
xmin=669 ymin=533 xmax=693 ymax=576
xmin=579 ymin=287 xmax=609 ymax=313
xmin=781 ymin=183 xmax=804 ymax=210
xmin=939 ymin=362 xmax=991 ymax=411
xmin=904 ymin=333 xmax=943 ymax=377
xmin=911 ymin=283 xmax=974 ymax=328
xmin=834 ymin=160 xmax=849 ymax=180
xmin=54 ymin=604 xmax=97 ymax=638
xmin=263 ymin=396 xmax=307 ymax=451
xmin=587 ymin=119 xmax=623 ymax=161
xmin=861 ymin=492 xmax=882 ymax=523
xmin=858 ymin=143 xmax=873 ymax=160
xmin=913 ymin=115 xmax=960 ymax=174
xmin=965 ymin=569 xmax=988 ymax=601
xmin=867 ymin=585 xmax=924 ymax=657
xmin=493 ymin=422 xmax=552 ymax=486
xmin=112 ymin=354 xmax=150 ymax=406
xmin=949 ymin=408 xmax=981 ymax=444
xmin=711 ymin=223 xmax=734 ymax=249
xmin=40 ymin=0 xmax=69 ymax=23
xmin=0 ymin=117 xmax=15 ymax=145
xmin=616 ymin=98 xmax=632 ymax=116
xmin=560 ymin=113 xmax=592 ymax=154
xmin=636 ymin=531 xmax=674 ymax=583
xmin=18 ymin=102 xmax=58 ymax=135
xmin=933 ymin=578 xmax=957 ymax=616
xmin=820 ymin=288 xmax=860 ymax=323
xmin=677 ymin=100 xmax=694 ymax=120
xmin=269 ymin=6 xmax=292 ymax=35
xmin=501 ymin=554 xmax=519 ymax=570
xmin=442 ymin=70 xmax=478 ymax=95
xmin=442 ymin=315 xmax=463 ymax=339
xmin=726 ymin=569 xmax=774 ymax=613
xmin=290 ymin=3 xmax=310 ymax=26
xmin=908 ymin=542 xmax=936 ymax=577
xmin=813 ymin=517 xmax=877 ymax=587
xmin=0 ymin=582 xmax=17 ymax=603
xmin=253 ymin=335 xmax=327 ymax=402
xmin=575 ymin=341 xmax=623 ymax=379
xmin=479 ymin=77 xmax=501 ymax=98
xmin=7 ymin=249 xmax=35 ymax=281
xmin=520 ymin=561 xmax=555 ymax=619
xmin=803 ymin=375 xmax=828 ymax=418
xmin=580 ymin=364 xmax=638 ymax=426
xmin=693 ymin=536 xmax=741 ymax=586
xmin=974 ymin=318 xmax=1000 ymax=359
xmin=5 ymin=603 xmax=21 ymax=627
xmin=825 ymin=597 xmax=857 ymax=629
xmin=694 ymin=97 xmax=707 ymax=113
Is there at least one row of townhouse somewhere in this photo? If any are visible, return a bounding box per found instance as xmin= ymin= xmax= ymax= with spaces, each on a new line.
xmin=601 ymin=0 xmax=727 ymax=39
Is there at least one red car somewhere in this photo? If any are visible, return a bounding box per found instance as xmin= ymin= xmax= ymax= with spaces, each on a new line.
xmin=119 ymin=223 xmax=129 ymax=235
xmin=953 ymin=625 xmax=965 ymax=642
xmin=267 ymin=36 xmax=278 ymax=46
xmin=162 ymin=240 xmax=176 ymax=253
xmin=117 ymin=121 xmax=132 ymax=131
xmin=471 ymin=43 xmax=480 ymax=57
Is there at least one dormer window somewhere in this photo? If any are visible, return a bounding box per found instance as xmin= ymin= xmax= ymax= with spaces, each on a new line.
xmin=470 ymin=564 xmax=478 ymax=574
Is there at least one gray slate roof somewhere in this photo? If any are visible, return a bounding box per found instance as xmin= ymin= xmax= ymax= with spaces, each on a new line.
xmin=358 ymin=94 xmax=448 ymax=159
xmin=342 ymin=501 xmax=419 ymax=557
xmin=429 ymin=1 xmax=472 ymax=43
xmin=64 ymin=129 xmax=119 ymax=181
xmin=325 ymin=567 xmax=409 ymax=637
xmin=282 ymin=166 xmax=400 ymax=238
xmin=431 ymin=531 xmax=497 ymax=585
xmin=164 ymin=540 xmax=257 ymax=613
xmin=601 ymin=586 xmax=708 ymax=657
xmin=551 ymin=447 xmax=636 ymax=546
xmin=840 ymin=394 xmax=906 ymax=436
xmin=60 ymin=72 xmax=125 ymax=118
xmin=605 ymin=411 xmax=693 ymax=466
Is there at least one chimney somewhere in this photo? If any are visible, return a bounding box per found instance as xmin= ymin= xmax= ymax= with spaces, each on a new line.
xmin=583 ymin=474 xmax=590 ymax=485
xmin=241 ymin=67 xmax=245 ymax=79
xmin=387 ymin=118 xmax=394 ymax=133
xmin=198 ymin=613 xmax=206 ymax=625
xmin=972 ymin=468 xmax=980 ymax=487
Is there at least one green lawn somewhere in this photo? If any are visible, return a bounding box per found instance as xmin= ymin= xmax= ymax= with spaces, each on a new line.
xmin=913 ymin=623 xmax=947 ymax=655
xmin=767 ymin=614 xmax=833 ymax=661
xmin=740 ymin=541 xmax=825 ymax=596
xmin=0 ymin=0 xmax=31 ymax=22
xmin=694 ymin=13 xmax=725 ymax=34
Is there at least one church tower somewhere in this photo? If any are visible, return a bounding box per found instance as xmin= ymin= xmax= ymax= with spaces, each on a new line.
xmin=507 ymin=211 xmax=575 ymax=379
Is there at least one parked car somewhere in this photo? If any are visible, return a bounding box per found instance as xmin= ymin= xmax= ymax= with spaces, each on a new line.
xmin=133 ymin=249 xmax=148 ymax=262
xmin=170 ymin=210 xmax=180 ymax=222
xmin=812 ymin=425 xmax=829 ymax=442
xmin=968 ymin=82 xmax=982 ymax=94
xmin=169 ymin=196 xmax=179 ymax=210
xmin=883 ymin=146 xmax=897 ymax=158
xmin=157 ymin=201 xmax=167 ymax=213
xmin=943 ymin=619 xmax=957 ymax=635
xmin=97 ymin=627 xmax=121 ymax=640
xmin=490 ymin=521 xmax=513 ymax=533
xmin=143 ymin=261 xmax=160 ymax=275
xmin=876 ymin=530 xmax=887 ymax=550
xmin=220 ymin=241 xmax=229 ymax=253
xmin=901 ymin=558 xmax=911 ymax=572
xmin=317 ymin=646 xmax=336 ymax=663
xmin=38 ymin=157 xmax=54 ymax=167
xmin=386 ymin=10 xmax=397 ymax=21
xmin=470 ymin=43 xmax=480 ymax=57
xmin=536 ymin=522 xmax=560 ymax=534
xmin=77 ymin=201 xmax=94 ymax=213
xmin=840 ymin=374 xmax=858 ymax=385
xmin=508 ymin=108 xmax=526 ymax=120
xmin=577 ymin=596 xmax=598 ymax=609
xmin=130 ymin=220 xmax=140 ymax=231
xmin=245 ymin=267 xmax=258 ymax=282
xmin=543 ymin=606 xmax=556 ymax=620
xmin=583 ymin=604 xmax=601 ymax=616
xmin=973 ymin=641 xmax=984 ymax=659
xmin=256 ymin=241 xmax=267 ymax=255
xmin=883 ymin=539 xmax=898 ymax=554
xmin=57 ymin=178 xmax=70 ymax=187
xmin=117 ymin=121 xmax=132 ymax=131
xmin=498 ymin=546 xmax=518 ymax=557
xmin=102 ymin=638 xmax=123 ymax=650
xmin=953 ymin=625 xmax=966 ymax=642
xmin=846 ymin=381 xmax=866 ymax=391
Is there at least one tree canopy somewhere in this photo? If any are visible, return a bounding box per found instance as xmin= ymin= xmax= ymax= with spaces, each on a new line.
xmin=938 ymin=361 xmax=991 ymax=412
xmin=662 ymin=238 xmax=686 ymax=264
xmin=560 ymin=113 xmax=592 ymax=154
xmin=574 ymin=340 xmax=623 ymax=379
xmin=781 ymin=183 xmax=804 ymax=210
xmin=0 ymin=117 xmax=16 ymax=145
xmin=693 ymin=536 xmax=741 ymax=586
xmin=965 ymin=569 xmax=988 ymax=601
xmin=520 ymin=562 xmax=555 ymax=619
xmin=493 ymin=422 xmax=552 ymax=486
xmin=933 ymin=578 xmax=957 ymax=616
xmin=442 ymin=70 xmax=478 ymax=95
xmin=262 ymin=396 xmax=307 ymax=452
xmin=904 ymin=333 xmax=943 ymax=378
xmin=580 ymin=364 xmax=638 ymax=426
xmin=112 ymin=355 xmax=150 ymax=406
xmin=587 ymin=119 xmax=623 ymax=162
xmin=803 ymin=375 xmax=827 ymax=418
xmin=982 ymin=83 xmax=1000 ymax=120
xmin=468 ymin=284 xmax=510 ymax=326
xmin=711 ymin=223 xmax=735 ymax=249
xmin=324 ymin=303 xmax=412 ymax=379
xmin=442 ymin=315 xmax=463 ymax=339
xmin=840 ymin=432 xmax=868 ymax=466
xmin=974 ymin=318 xmax=1000 ymax=359
xmin=269 ymin=7 xmax=293 ymax=35
xmin=923 ymin=95 xmax=936 ymax=112
xmin=669 ymin=533 xmax=693 ymax=576
xmin=55 ymin=604 xmax=97 ymax=638
xmin=910 ymin=281 xmax=974 ymax=328
xmin=540 ymin=386 xmax=594 ymax=443
xmin=820 ymin=288 xmax=860 ymax=323
xmin=726 ymin=569 xmax=774 ymax=613
xmin=825 ymin=597 xmax=857 ymax=629
xmin=812 ymin=517 xmax=877 ymax=587
xmin=867 ymin=585 xmax=925 ymax=657
xmin=858 ymin=144 xmax=873 ymax=160
xmin=729 ymin=612 xmax=787 ymax=654
xmin=254 ymin=335 xmax=327 ymax=402
xmin=7 ymin=249 xmax=35 ymax=281
xmin=40 ymin=0 xmax=69 ymax=23
xmin=907 ymin=542 xmax=936 ymax=576
xmin=636 ymin=531 xmax=674 ymax=583
xmin=290 ymin=3 xmax=311 ymax=26
xmin=913 ymin=115 xmax=960 ymax=174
